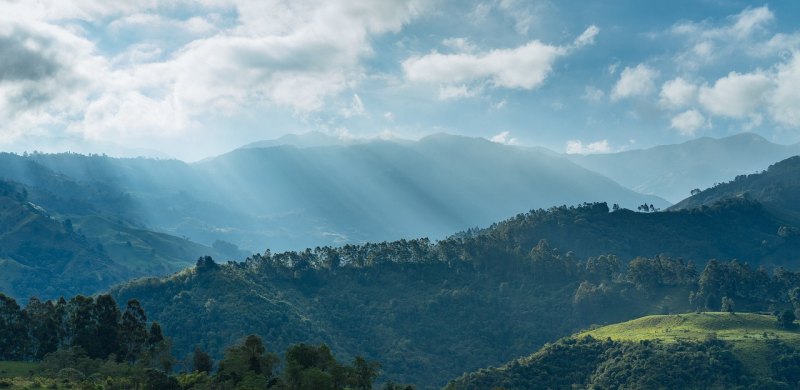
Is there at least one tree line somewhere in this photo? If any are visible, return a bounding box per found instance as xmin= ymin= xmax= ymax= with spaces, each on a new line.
xmin=0 ymin=293 xmax=395 ymax=390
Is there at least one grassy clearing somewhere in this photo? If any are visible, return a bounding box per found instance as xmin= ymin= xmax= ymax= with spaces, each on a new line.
xmin=578 ymin=312 xmax=800 ymax=376
xmin=0 ymin=361 xmax=39 ymax=378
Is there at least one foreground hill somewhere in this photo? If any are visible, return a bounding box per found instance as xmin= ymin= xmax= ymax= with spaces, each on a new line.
xmin=2 ymin=134 xmax=667 ymax=252
xmin=0 ymin=179 xmax=220 ymax=299
xmin=569 ymin=133 xmax=800 ymax=203
xmin=672 ymin=156 xmax=800 ymax=224
xmin=447 ymin=313 xmax=800 ymax=389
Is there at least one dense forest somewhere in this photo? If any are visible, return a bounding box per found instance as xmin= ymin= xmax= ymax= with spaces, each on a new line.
xmin=673 ymin=155 xmax=800 ymax=224
xmin=111 ymin=199 xmax=800 ymax=387
xmin=446 ymin=336 xmax=800 ymax=389
xmin=0 ymin=293 xmax=391 ymax=389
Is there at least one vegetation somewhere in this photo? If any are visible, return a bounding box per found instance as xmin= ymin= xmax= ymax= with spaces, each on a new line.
xmin=0 ymin=294 xmax=386 ymax=389
xmin=0 ymin=179 xmax=222 ymax=300
xmin=112 ymin=212 xmax=800 ymax=388
xmin=673 ymin=155 xmax=800 ymax=224
xmin=448 ymin=313 xmax=800 ymax=389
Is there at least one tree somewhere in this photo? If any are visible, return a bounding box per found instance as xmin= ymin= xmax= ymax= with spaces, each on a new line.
xmin=119 ymin=299 xmax=148 ymax=363
xmin=25 ymin=297 xmax=59 ymax=359
xmin=777 ymin=310 xmax=796 ymax=329
xmin=691 ymin=188 xmax=701 ymax=196
xmin=95 ymin=294 xmax=121 ymax=359
xmin=192 ymin=346 xmax=214 ymax=374
xmin=721 ymin=296 xmax=735 ymax=313
xmin=69 ymin=295 xmax=102 ymax=359
xmin=351 ymin=356 xmax=381 ymax=390
xmin=0 ymin=293 xmax=29 ymax=360
xmin=215 ymin=335 xmax=278 ymax=388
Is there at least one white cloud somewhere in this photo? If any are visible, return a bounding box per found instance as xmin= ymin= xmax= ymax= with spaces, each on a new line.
xmin=441 ymin=37 xmax=476 ymax=53
xmin=611 ymin=64 xmax=659 ymax=100
xmin=697 ymin=71 xmax=772 ymax=118
xmin=403 ymin=26 xmax=598 ymax=97
xmin=438 ymin=85 xmax=478 ymax=100
xmin=670 ymin=109 xmax=707 ymax=136
xmin=582 ymin=86 xmax=604 ymax=102
xmin=404 ymin=42 xmax=567 ymax=90
xmin=0 ymin=0 xmax=431 ymax=147
xmin=769 ymin=53 xmax=800 ymax=127
xmin=670 ymin=6 xmax=777 ymax=68
xmin=573 ymin=25 xmax=600 ymax=48
xmin=341 ymin=93 xmax=366 ymax=118
xmin=659 ymin=77 xmax=697 ymax=108
xmin=565 ymin=139 xmax=610 ymax=154
xmin=489 ymin=131 xmax=518 ymax=145
xmin=496 ymin=0 xmax=541 ymax=35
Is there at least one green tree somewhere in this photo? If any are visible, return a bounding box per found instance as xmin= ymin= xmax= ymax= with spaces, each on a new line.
xmin=0 ymin=293 xmax=29 ymax=360
xmin=95 ymin=294 xmax=121 ymax=359
xmin=215 ymin=335 xmax=278 ymax=388
xmin=351 ymin=356 xmax=381 ymax=390
xmin=777 ymin=310 xmax=796 ymax=329
xmin=25 ymin=297 xmax=59 ymax=359
xmin=192 ymin=346 xmax=214 ymax=374
xmin=721 ymin=296 xmax=735 ymax=313
xmin=119 ymin=299 xmax=148 ymax=363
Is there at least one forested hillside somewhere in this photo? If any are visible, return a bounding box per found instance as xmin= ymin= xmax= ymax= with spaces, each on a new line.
xmin=109 ymin=198 xmax=800 ymax=388
xmin=0 ymin=178 xmax=220 ymax=299
xmin=672 ymin=156 xmax=800 ymax=224
xmin=447 ymin=313 xmax=800 ymax=389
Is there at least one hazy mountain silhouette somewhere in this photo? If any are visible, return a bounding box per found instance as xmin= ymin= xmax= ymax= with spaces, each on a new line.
xmin=568 ymin=133 xmax=800 ymax=203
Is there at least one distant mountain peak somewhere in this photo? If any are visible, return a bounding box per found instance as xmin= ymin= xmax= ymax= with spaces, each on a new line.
xmin=239 ymin=131 xmax=351 ymax=149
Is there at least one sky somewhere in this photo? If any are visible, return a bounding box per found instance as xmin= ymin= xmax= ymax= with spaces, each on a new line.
xmin=1 ymin=0 xmax=800 ymax=160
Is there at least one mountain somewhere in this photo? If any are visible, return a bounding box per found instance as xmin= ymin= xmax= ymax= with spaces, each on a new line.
xmin=568 ymin=133 xmax=800 ymax=203
xmin=671 ymin=156 xmax=800 ymax=224
xmin=446 ymin=313 xmax=800 ymax=389
xmin=110 ymin=197 xmax=800 ymax=388
xmin=2 ymin=135 xmax=667 ymax=253
xmin=0 ymin=172 xmax=221 ymax=299
xmin=0 ymin=180 xmax=125 ymax=299
xmin=238 ymin=131 xmax=354 ymax=149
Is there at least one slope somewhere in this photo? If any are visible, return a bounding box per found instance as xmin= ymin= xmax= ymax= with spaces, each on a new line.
xmin=671 ymin=155 xmax=800 ymax=224
xmin=569 ymin=133 xmax=800 ymax=203
xmin=447 ymin=313 xmax=800 ymax=389
xmin=110 ymin=196 xmax=800 ymax=388
xmin=0 ymin=177 xmax=220 ymax=300
xmin=6 ymin=135 xmax=667 ymax=252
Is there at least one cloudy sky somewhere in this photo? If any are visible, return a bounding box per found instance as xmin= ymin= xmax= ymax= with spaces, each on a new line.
xmin=2 ymin=0 xmax=800 ymax=160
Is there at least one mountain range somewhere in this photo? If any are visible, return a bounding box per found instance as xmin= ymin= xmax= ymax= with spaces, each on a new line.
xmin=568 ymin=133 xmax=800 ymax=203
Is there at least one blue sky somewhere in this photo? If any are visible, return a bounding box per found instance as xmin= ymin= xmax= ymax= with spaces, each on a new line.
xmin=1 ymin=0 xmax=799 ymax=160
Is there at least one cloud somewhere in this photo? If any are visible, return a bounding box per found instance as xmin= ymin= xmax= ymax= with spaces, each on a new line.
xmin=565 ymin=139 xmax=610 ymax=154
xmin=341 ymin=93 xmax=366 ymax=118
xmin=611 ymin=64 xmax=659 ymax=100
xmin=769 ymin=53 xmax=800 ymax=127
xmin=573 ymin=25 xmax=600 ymax=48
xmin=0 ymin=0 xmax=431 ymax=147
xmin=697 ymin=71 xmax=772 ymax=118
xmin=670 ymin=109 xmax=707 ymax=136
xmin=441 ymin=37 xmax=476 ymax=53
xmin=0 ymin=20 xmax=103 ymax=140
xmin=489 ymin=130 xmax=518 ymax=145
xmin=403 ymin=25 xmax=598 ymax=97
xmin=582 ymin=86 xmax=604 ymax=102
xmin=659 ymin=77 xmax=697 ymax=108
xmin=438 ymin=85 xmax=478 ymax=100
xmin=670 ymin=6 xmax=777 ymax=68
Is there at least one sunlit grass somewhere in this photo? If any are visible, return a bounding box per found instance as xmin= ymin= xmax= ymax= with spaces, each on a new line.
xmin=578 ymin=312 xmax=800 ymax=376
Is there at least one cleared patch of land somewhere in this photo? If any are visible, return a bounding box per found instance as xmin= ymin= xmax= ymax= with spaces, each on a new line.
xmin=579 ymin=312 xmax=800 ymax=375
